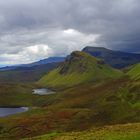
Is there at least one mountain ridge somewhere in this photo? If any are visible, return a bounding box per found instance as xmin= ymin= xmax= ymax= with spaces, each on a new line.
xmin=82 ymin=46 xmax=140 ymax=68
xmin=0 ymin=56 xmax=65 ymax=71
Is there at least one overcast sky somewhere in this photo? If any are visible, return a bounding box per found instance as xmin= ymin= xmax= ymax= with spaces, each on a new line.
xmin=0 ymin=0 xmax=140 ymax=65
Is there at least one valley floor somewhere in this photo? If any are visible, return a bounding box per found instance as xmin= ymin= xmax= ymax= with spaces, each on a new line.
xmin=0 ymin=77 xmax=140 ymax=140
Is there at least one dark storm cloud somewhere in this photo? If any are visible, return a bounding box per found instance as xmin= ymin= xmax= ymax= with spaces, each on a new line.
xmin=0 ymin=0 xmax=140 ymax=64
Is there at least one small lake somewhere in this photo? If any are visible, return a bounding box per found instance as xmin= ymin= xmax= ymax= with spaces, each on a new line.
xmin=0 ymin=107 xmax=28 ymax=117
xmin=32 ymin=88 xmax=55 ymax=95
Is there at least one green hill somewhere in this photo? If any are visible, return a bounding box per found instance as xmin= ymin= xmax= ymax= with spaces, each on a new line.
xmin=127 ymin=63 xmax=140 ymax=80
xmin=39 ymin=51 xmax=122 ymax=88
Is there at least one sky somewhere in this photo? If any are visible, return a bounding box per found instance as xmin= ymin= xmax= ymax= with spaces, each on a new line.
xmin=0 ymin=0 xmax=140 ymax=65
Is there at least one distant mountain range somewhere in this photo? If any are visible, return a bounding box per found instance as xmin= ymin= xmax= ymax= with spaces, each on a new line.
xmin=0 ymin=57 xmax=65 ymax=83
xmin=82 ymin=46 xmax=140 ymax=68
xmin=27 ymin=57 xmax=65 ymax=66
xmin=0 ymin=62 xmax=61 ymax=83
xmin=0 ymin=57 xmax=65 ymax=71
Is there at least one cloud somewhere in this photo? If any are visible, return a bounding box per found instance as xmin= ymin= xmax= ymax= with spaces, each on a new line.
xmin=0 ymin=44 xmax=53 ymax=65
xmin=0 ymin=29 xmax=99 ymax=64
xmin=0 ymin=0 xmax=140 ymax=65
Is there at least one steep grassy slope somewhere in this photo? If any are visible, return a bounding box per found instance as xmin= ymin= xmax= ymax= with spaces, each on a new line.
xmin=39 ymin=51 xmax=122 ymax=88
xmin=125 ymin=63 xmax=140 ymax=108
xmin=127 ymin=63 xmax=140 ymax=80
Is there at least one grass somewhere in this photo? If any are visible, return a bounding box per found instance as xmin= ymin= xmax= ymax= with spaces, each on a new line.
xmin=0 ymin=83 xmax=60 ymax=107
xmin=39 ymin=51 xmax=122 ymax=88
xmin=23 ymin=132 xmax=61 ymax=140
xmin=23 ymin=123 xmax=140 ymax=140
xmin=127 ymin=63 xmax=140 ymax=80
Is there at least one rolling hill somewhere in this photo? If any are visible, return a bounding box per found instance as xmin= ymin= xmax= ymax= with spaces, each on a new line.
xmin=82 ymin=46 xmax=140 ymax=68
xmin=39 ymin=51 xmax=122 ymax=88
